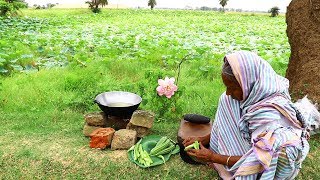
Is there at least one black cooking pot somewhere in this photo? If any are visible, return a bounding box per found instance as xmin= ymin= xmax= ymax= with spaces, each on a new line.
xmin=94 ymin=91 xmax=142 ymax=118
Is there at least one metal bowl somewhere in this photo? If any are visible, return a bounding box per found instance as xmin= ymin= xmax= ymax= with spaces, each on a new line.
xmin=94 ymin=91 xmax=142 ymax=118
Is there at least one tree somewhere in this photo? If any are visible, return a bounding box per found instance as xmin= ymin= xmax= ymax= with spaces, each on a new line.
xmin=286 ymin=0 xmax=320 ymax=102
xmin=85 ymin=0 xmax=108 ymax=13
xmin=269 ymin=6 xmax=280 ymax=17
xmin=46 ymin=3 xmax=56 ymax=9
xmin=148 ymin=0 xmax=156 ymax=10
xmin=0 ymin=0 xmax=27 ymax=16
xmin=219 ymin=0 xmax=228 ymax=12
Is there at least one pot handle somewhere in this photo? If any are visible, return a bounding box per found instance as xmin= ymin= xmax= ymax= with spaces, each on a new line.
xmin=93 ymin=99 xmax=100 ymax=104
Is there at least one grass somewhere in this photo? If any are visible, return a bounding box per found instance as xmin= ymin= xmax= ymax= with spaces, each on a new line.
xmin=0 ymin=8 xmax=319 ymax=179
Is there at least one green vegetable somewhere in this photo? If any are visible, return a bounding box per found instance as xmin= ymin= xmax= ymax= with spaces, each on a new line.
xmin=128 ymin=145 xmax=135 ymax=152
xmin=152 ymin=143 xmax=175 ymax=156
xmin=150 ymin=138 xmax=171 ymax=156
xmin=184 ymin=141 xmax=200 ymax=151
xmin=137 ymin=144 xmax=153 ymax=167
xmin=154 ymin=136 xmax=168 ymax=147
xmin=133 ymin=139 xmax=142 ymax=161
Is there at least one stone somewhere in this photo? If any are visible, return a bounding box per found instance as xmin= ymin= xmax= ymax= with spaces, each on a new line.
xmin=111 ymin=129 xmax=137 ymax=150
xmin=84 ymin=112 xmax=107 ymax=126
xmin=126 ymin=122 xmax=150 ymax=138
xmin=89 ymin=128 xmax=115 ymax=149
xmin=83 ymin=123 xmax=101 ymax=137
xmin=105 ymin=115 xmax=130 ymax=130
xmin=286 ymin=0 xmax=320 ymax=102
xmin=129 ymin=110 xmax=155 ymax=128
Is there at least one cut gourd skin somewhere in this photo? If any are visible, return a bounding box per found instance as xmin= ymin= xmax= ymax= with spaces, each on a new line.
xmin=184 ymin=141 xmax=200 ymax=151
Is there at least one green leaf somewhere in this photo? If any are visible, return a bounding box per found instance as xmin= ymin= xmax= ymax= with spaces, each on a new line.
xmin=11 ymin=64 xmax=23 ymax=71
xmin=0 ymin=67 xmax=9 ymax=73
xmin=37 ymin=46 xmax=44 ymax=53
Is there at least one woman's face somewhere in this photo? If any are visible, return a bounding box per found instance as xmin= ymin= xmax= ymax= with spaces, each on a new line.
xmin=222 ymin=74 xmax=243 ymax=101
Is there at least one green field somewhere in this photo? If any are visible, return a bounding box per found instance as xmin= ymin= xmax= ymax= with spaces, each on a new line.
xmin=0 ymin=9 xmax=319 ymax=179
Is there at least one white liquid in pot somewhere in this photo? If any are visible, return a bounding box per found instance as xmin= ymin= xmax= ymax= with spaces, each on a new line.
xmin=108 ymin=102 xmax=133 ymax=107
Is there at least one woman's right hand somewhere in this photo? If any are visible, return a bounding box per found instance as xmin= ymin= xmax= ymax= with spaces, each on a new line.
xmin=186 ymin=142 xmax=216 ymax=163
xmin=182 ymin=137 xmax=201 ymax=147
xmin=182 ymin=134 xmax=210 ymax=147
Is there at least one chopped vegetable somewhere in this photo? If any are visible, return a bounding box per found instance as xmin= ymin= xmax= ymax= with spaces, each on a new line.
xmin=184 ymin=141 xmax=200 ymax=151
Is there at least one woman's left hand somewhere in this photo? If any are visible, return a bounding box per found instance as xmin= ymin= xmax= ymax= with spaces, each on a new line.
xmin=186 ymin=142 xmax=215 ymax=163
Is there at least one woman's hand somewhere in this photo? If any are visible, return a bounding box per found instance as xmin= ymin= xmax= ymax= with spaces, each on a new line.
xmin=182 ymin=134 xmax=210 ymax=147
xmin=186 ymin=142 xmax=216 ymax=163
xmin=186 ymin=142 xmax=243 ymax=166
xmin=182 ymin=137 xmax=200 ymax=147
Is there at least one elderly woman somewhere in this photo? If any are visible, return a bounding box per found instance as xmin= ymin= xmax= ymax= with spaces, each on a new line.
xmin=183 ymin=51 xmax=309 ymax=179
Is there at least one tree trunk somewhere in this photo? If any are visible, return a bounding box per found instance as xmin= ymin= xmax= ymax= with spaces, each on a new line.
xmin=285 ymin=0 xmax=320 ymax=103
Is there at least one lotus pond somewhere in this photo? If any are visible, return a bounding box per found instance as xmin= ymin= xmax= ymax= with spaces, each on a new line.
xmin=0 ymin=9 xmax=319 ymax=179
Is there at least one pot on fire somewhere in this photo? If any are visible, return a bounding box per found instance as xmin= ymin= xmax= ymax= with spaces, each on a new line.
xmin=94 ymin=91 xmax=142 ymax=118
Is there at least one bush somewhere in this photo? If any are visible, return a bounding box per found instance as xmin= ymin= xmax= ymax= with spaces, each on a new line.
xmin=0 ymin=0 xmax=27 ymax=16
xmin=85 ymin=0 xmax=108 ymax=13
xmin=33 ymin=3 xmax=58 ymax=10
xmin=269 ymin=6 xmax=280 ymax=17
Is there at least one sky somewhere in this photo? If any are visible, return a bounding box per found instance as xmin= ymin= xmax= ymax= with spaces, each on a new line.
xmin=25 ymin=0 xmax=292 ymax=12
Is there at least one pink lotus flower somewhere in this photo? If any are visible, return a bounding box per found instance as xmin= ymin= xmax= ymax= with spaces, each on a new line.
xmin=156 ymin=77 xmax=178 ymax=98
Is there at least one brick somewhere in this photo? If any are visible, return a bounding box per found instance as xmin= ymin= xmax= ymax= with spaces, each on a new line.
xmin=89 ymin=128 xmax=115 ymax=149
